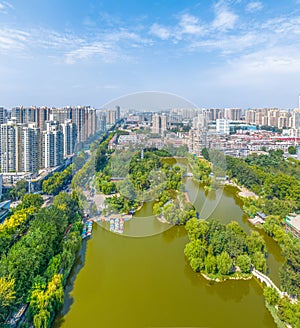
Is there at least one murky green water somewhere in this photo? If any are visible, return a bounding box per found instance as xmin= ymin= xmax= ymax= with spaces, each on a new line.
xmin=54 ymin=175 xmax=283 ymax=328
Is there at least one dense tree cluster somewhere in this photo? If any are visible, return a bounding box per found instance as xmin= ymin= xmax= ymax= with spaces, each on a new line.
xmin=0 ymin=194 xmax=43 ymax=258
xmin=0 ymin=191 xmax=82 ymax=327
xmin=42 ymin=165 xmax=73 ymax=196
xmin=188 ymin=155 xmax=211 ymax=186
xmin=264 ymin=286 xmax=300 ymax=328
xmin=8 ymin=180 xmax=28 ymax=201
xmin=226 ymin=152 xmax=300 ymax=326
xmin=262 ymin=215 xmax=300 ymax=298
xmin=102 ymin=148 xmax=189 ymax=216
xmin=184 ymin=218 xmax=267 ymax=278
xmin=227 ymin=152 xmax=300 ymax=216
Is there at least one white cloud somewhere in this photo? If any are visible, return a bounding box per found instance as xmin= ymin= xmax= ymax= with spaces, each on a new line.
xmin=65 ymin=42 xmax=115 ymax=64
xmin=0 ymin=28 xmax=29 ymax=52
xmin=189 ymin=32 xmax=264 ymax=54
xmin=150 ymin=14 xmax=204 ymax=41
xmin=0 ymin=1 xmax=14 ymax=14
xmin=246 ymin=1 xmax=263 ymax=13
xmin=150 ymin=23 xmax=171 ymax=40
xmin=177 ymin=14 xmax=204 ymax=36
xmin=64 ymin=30 xmax=150 ymax=64
xmin=212 ymin=2 xmax=238 ymax=31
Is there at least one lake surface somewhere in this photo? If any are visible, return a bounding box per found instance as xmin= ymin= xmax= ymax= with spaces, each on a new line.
xmin=54 ymin=176 xmax=283 ymax=328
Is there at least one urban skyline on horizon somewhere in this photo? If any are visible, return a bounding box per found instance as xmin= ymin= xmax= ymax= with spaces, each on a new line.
xmin=1 ymin=1 xmax=300 ymax=108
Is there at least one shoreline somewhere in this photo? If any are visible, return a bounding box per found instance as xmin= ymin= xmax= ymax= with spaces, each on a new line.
xmin=156 ymin=215 xmax=169 ymax=224
xmin=225 ymin=181 xmax=259 ymax=199
xmin=201 ymin=272 xmax=253 ymax=282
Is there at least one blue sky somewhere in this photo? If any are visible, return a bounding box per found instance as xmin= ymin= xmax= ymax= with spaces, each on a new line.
xmin=1 ymin=0 xmax=300 ymax=108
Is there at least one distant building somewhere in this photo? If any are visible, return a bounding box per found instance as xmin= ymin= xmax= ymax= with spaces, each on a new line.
xmin=21 ymin=123 xmax=40 ymax=173
xmin=216 ymin=119 xmax=230 ymax=135
xmin=50 ymin=107 xmax=71 ymax=123
xmin=107 ymin=108 xmax=117 ymax=125
xmin=0 ymin=119 xmax=22 ymax=172
xmin=152 ymin=113 xmax=167 ymax=135
xmin=285 ymin=214 xmax=300 ymax=238
xmin=42 ymin=121 xmax=64 ymax=168
xmin=226 ymin=108 xmax=241 ymax=121
xmin=0 ymin=107 xmax=7 ymax=125
xmin=61 ymin=119 xmax=77 ymax=157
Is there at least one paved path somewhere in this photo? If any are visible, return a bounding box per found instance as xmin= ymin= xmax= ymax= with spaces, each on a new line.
xmin=252 ymin=269 xmax=283 ymax=297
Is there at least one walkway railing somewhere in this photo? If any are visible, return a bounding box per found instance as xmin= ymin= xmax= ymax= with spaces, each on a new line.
xmin=252 ymin=269 xmax=283 ymax=297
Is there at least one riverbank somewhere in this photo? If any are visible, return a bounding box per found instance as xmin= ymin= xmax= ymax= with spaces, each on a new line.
xmin=225 ymin=180 xmax=259 ymax=199
xmin=201 ymin=272 xmax=252 ymax=283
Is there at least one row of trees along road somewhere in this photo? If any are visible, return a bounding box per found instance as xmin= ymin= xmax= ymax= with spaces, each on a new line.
xmin=0 ymin=191 xmax=83 ymax=327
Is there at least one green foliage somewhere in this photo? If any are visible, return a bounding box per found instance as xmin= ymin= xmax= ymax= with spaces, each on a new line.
xmin=288 ymin=146 xmax=297 ymax=155
xmin=0 ymin=207 xmax=33 ymax=257
xmin=277 ymin=297 xmax=300 ymax=327
xmin=42 ymin=166 xmax=73 ymax=196
xmin=263 ymin=286 xmax=279 ymax=306
xmin=9 ymin=179 xmax=28 ymax=201
xmin=216 ymin=251 xmax=232 ymax=275
xmin=0 ymin=276 xmax=16 ymax=321
xmin=30 ymin=274 xmax=64 ymax=328
xmin=189 ymin=156 xmax=211 ymax=185
xmin=72 ymin=152 xmax=89 ymax=171
xmin=185 ymin=219 xmax=267 ymax=278
xmin=19 ymin=194 xmax=43 ymax=211
xmin=52 ymin=191 xmax=81 ymax=223
xmin=279 ymin=240 xmax=300 ymax=298
xmin=204 ymin=254 xmax=217 ymax=274
xmin=0 ymin=189 xmax=82 ymax=326
xmin=252 ymin=251 xmax=267 ymax=273
xmin=236 ymin=255 xmax=251 ymax=273
xmin=201 ymin=148 xmax=210 ymax=161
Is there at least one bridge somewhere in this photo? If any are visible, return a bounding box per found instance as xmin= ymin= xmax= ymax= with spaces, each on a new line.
xmin=252 ymin=269 xmax=284 ymax=297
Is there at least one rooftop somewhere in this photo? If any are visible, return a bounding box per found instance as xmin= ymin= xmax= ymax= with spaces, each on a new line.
xmin=285 ymin=214 xmax=300 ymax=232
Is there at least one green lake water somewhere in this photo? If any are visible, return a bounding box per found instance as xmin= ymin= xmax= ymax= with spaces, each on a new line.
xmin=54 ymin=176 xmax=284 ymax=328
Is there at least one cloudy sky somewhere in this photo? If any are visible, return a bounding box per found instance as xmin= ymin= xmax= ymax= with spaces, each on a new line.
xmin=1 ymin=0 xmax=300 ymax=109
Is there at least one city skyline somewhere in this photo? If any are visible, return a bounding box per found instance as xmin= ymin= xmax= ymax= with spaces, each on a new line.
xmin=1 ymin=1 xmax=300 ymax=108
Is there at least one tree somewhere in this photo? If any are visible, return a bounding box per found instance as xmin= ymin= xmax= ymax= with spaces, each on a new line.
xmin=263 ymin=286 xmax=279 ymax=306
xmin=252 ymin=251 xmax=267 ymax=273
xmin=21 ymin=194 xmax=43 ymax=211
xmin=184 ymin=240 xmax=201 ymax=261
xmin=204 ymin=254 xmax=216 ymax=274
xmin=0 ymin=276 xmax=15 ymax=320
xmin=288 ymin=146 xmax=297 ymax=155
xmin=216 ymin=251 xmax=232 ymax=275
xmin=201 ymin=148 xmax=210 ymax=161
xmin=236 ymin=254 xmax=251 ymax=273
xmin=190 ymin=257 xmax=203 ymax=272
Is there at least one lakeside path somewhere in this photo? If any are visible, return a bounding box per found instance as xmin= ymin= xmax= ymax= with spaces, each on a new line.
xmin=225 ymin=181 xmax=259 ymax=200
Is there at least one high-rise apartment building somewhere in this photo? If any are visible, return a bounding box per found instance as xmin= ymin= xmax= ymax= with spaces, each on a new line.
xmin=115 ymin=105 xmax=121 ymax=120
xmin=293 ymin=109 xmax=300 ymax=129
xmin=0 ymin=120 xmax=22 ymax=172
xmin=151 ymin=113 xmax=167 ymax=134
xmin=37 ymin=107 xmax=51 ymax=131
xmin=61 ymin=119 xmax=77 ymax=157
xmin=22 ymin=123 xmax=40 ymax=173
xmin=42 ymin=121 xmax=64 ymax=168
xmin=216 ymin=119 xmax=230 ymax=135
xmin=245 ymin=110 xmax=256 ymax=124
xmin=107 ymin=109 xmax=117 ymax=125
xmin=226 ymin=108 xmax=241 ymax=121
xmin=50 ymin=107 xmax=71 ymax=123
xmin=0 ymin=107 xmax=7 ymax=125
